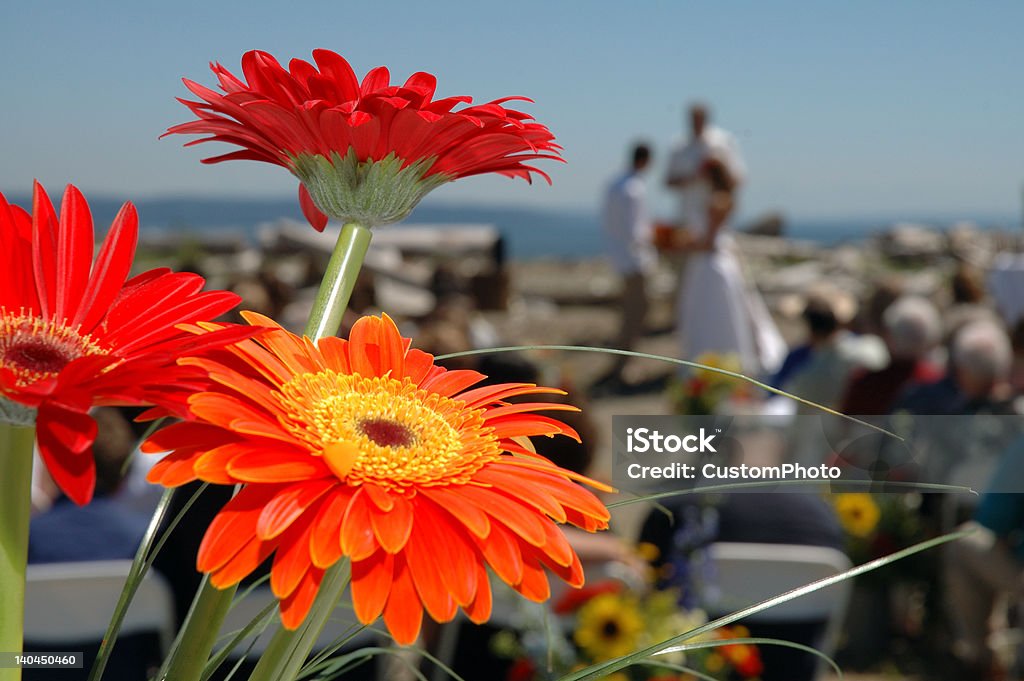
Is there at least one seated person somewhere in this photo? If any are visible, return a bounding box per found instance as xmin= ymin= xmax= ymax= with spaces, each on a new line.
xmin=840 ymin=296 xmax=943 ymax=415
xmin=775 ymin=290 xmax=887 ymax=412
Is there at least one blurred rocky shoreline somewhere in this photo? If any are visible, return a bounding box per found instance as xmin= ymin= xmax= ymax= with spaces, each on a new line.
xmin=135 ymin=218 xmax=1023 ymax=390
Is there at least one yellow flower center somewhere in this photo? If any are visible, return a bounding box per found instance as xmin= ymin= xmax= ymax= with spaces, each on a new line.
xmin=274 ymin=371 xmax=501 ymax=490
xmin=0 ymin=311 xmax=108 ymax=386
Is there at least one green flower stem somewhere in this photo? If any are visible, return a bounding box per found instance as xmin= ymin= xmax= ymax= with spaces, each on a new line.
xmin=0 ymin=423 xmax=34 ymax=681
xmin=155 ymin=221 xmax=372 ymax=681
xmin=157 ymin=575 xmax=237 ymax=681
xmin=305 ymin=222 xmax=373 ymax=340
xmin=246 ymin=560 xmax=351 ymax=681
xmin=241 ymin=222 xmax=372 ymax=681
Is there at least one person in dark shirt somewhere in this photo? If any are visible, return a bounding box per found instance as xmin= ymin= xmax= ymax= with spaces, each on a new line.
xmin=841 ymin=296 xmax=943 ymax=415
xmin=28 ymin=407 xmax=150 ymax=563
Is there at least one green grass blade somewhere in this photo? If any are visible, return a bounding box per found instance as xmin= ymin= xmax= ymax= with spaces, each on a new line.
xmin=608 ymin=478 xmax=979 ymax=508
xmin=86 ymin=487 xmax=175 ymax=681
xmin=653 ymin=636 xmax=842 ymax=678
xmin=436 ymin=344 xmax=897 ymax=437
xmin=201 ymin=600 xmax=277 ymax=681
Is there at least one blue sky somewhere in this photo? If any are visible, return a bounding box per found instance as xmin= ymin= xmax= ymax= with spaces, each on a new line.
xmin=3 ymin=1 xmax=1022 ymax=221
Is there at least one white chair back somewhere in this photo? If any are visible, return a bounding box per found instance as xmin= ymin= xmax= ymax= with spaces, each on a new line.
xmin=703 ymin=542 xmax=853 ymax=664
xmin=24 ymin=560 xmax=175 ymax=654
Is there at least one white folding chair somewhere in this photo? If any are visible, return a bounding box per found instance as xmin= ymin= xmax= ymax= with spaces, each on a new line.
xmin=24 ymin=560 xmax=175 ymax=655
xmin=703 ymin=542 xmax=853 ymax=673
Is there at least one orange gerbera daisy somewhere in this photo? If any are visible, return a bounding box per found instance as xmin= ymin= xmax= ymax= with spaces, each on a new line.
xmin=164 ymin=49 xmax=562 ymax=230
xmin=144 ymin=313 xmax=610 ymax=644
xmin=0 ymin=182 xmax=246 ymax=505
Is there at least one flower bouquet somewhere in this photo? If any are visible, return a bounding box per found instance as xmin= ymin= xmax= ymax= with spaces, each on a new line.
xmin=667 ymin=353 xmax=753 ymax=416
xmin=492 ymin=581 xmax=763 ymax=680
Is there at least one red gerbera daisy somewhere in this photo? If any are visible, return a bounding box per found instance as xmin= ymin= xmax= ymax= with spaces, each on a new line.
xmin=0 ymin=182 xmax=246 ymax=505
xmin=144 ymin=313 xmax=610 ymax=644
xmin=164 ymin=49 xmax=562 ymax=230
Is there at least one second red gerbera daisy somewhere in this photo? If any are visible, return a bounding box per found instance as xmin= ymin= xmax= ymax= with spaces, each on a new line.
xmin=144 ymin=313 xmax=610 ymax=644
xmin=165 ymin=49 xmax=562 ymax=230
xmin=0 ymin=182 xmax=246 ymax=505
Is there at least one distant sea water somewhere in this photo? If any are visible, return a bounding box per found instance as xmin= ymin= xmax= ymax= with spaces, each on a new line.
xmin=5 ymin=195 xmax=1018 ymax=261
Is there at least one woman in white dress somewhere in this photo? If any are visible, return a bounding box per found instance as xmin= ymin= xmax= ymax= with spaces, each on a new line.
xmin=675 ymin=157 xmax=785 ymax=377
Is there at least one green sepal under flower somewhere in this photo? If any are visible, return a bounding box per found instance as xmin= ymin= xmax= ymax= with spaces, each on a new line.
xmin=292 ymin=150 xmax=453 ymax=228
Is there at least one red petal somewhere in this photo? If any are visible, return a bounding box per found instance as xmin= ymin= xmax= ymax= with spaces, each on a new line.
xmin=298 ymin=184 xmax=328 ymax=231
xmin=31 ymin=181 xmax=59 ymax=318
xmin=36 ymin=399 xmax=97 ymax=505
xmin=53 ymin=185 xmax=95 ymax=323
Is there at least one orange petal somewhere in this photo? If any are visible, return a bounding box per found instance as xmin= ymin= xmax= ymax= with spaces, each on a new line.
xmin=280 ymin=566 xmax=324 ymax=629
xmin=317 ymin=336 xmax=350 ymax=373
xmin=346 ymin=315 xmax=383 ymax=377
xmin=403 ymin=348 xmax=434 ymax=384
xmin=369 ymin=492 xmax=413 ymax=553
xmin=537 ymin=517 xmax=576 ymax=568
xmin=457 ymin=383 xmax=566 ymax=409
xmin=473 ymin=467 xmax=567 ymax=523
xmin=362 ymin=482 xmax=394 ymax=511
xmin=229 ymin=448 xmax=331 ymax=484
xmin=141 ymin=420 xmax=234 ymax=453
xmin=457 ymin=485 xmax=546 ymax=547
xmin=145 ymin=447 xmax=203 ymax=486
xmin=415 ymin=500 xmax=479 ymax=607
xmin=257 ymin=479 xmax=335 ymax=541
xmin=193 ymin=443 xmax=254 ymax=484
xmin=419 ymin=487 xmax=490 ymax=539
xmin=515 ymin=555 xmax=550 ymax=602
xmin=419 ymin=368 xmax=485 ymax=397
xmin=341 ymin=489 xmax=379 ymax=560
xmin=383 ymin=556 xmax=423 ymax=645
xmin=271 ymin=503 xmax=323 ymax=598
xmin=479 ymin=521 xmax=524 ymax=587
xmin=373 ymin=313 xmax=406 ymax=378
xmin=351 ymin=550 xmax=394 ymax=624
xmin=463 ymin=562 xmax=492 ymax=624
xmin=197 ymin=484 xmax=284 ymax=572
xmin=405 ymin=519 xmax=458 ymax=623
xmin=308 ymin=487 xmax=353 ymax=569
xmin=210 ymin=535 xmax=275 ymax=588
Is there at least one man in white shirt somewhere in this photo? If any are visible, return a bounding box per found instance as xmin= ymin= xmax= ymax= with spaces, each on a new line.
xmin=666 ymin=103 xmax=746 ymax=234
xmin=594 ymin=143 xmax=654 ymax=391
